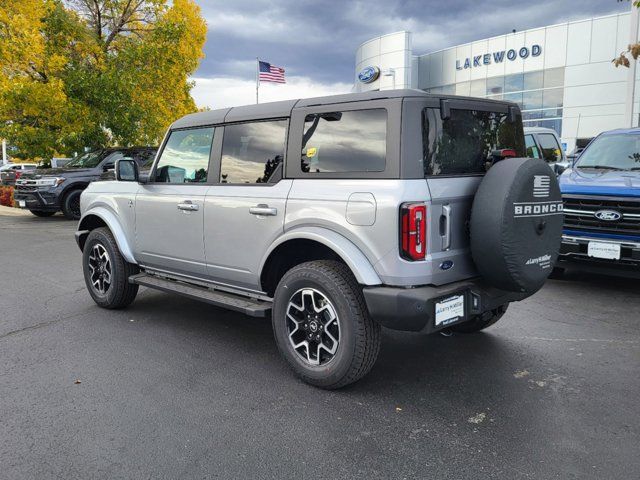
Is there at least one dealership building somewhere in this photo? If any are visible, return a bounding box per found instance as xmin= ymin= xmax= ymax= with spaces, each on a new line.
xmin=354 ymin=10 xmax=640 ymax=151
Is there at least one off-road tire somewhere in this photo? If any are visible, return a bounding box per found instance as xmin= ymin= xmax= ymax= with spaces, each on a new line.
xmin=82 ymin=227 xmax=139 ymax=309
xmin=450 ymin=304 xmax=509 ymax=333
xmin=29 ymin=210 xmax=55 ymax=217
xmin=272 ymin=260 xmax=381 ymax=389
xmin=62 ymin=189 xmax=83 ymax=220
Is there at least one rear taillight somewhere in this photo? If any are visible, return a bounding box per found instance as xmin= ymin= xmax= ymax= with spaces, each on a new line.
xmin=400 ymin=203 xmax=427 ymax=261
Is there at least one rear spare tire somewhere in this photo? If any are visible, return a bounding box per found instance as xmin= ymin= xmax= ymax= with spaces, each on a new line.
xmin=470 ymin=158 xmax=563 ymax=294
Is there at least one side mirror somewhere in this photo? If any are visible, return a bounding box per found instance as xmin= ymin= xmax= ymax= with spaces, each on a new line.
xmin=115 ymin=158 xmax=139 ymax=182
xmin=552 ymin=163 xmax=566 ymax=176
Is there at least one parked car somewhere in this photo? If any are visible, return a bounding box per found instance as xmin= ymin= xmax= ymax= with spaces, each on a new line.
xmin=14 ymin=147 xmax=156 ymax=219
xmin=75 ymin=90 xmax=563 ymax=389
xmin=524 ymin=127 xmax=569 ymax=174
xmin=558 ymin=128 xmax=640 ymax=277
xmin=98 ymin=153 xmax=155 ymax=182
xmin=0 ymin=163 xmax=37 ymax=186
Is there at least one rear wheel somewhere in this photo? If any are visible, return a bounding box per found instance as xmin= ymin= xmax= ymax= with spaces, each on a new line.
xmin=450 ymin=304 xmax=509 ymax=333
xmin=82 ymin=227 xmax=139 ymax=309
xmin=272 ymin=260 xmax=381 ymax=389
xmin=62 ymin=189 xmax=83 ymax=220
xmin=29 ymin=210 xmax=55 ymax=217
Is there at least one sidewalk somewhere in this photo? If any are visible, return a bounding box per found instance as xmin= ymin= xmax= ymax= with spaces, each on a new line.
xmin=0 ymin=205 xmax=31 ymax=217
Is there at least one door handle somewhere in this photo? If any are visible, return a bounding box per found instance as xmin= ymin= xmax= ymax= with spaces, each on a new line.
xmin=441 ymin=204 xmax=451 ymax=251
xmin=177 ymin=200 xmax=199 ymax=212
xmin=249 ymin=204 xmax=277 ymax=216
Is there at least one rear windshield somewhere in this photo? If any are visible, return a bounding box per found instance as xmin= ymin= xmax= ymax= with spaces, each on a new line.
xmin=422 ymin=108 xmax=525 ymax=176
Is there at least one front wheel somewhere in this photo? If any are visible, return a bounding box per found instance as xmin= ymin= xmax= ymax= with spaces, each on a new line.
xmin=62 ymin=189 xmax=83 ymax=220
xmin=449 ymin=304 xmax=509 ymax=333
xmin=82 ymin=227 xmax=139 ymax=309
xmin=272 ymin=260 xmax=381 ymax=389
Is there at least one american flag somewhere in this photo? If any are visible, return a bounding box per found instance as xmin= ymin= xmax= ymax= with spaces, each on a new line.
xmin=259 ymin=61 xmax=286 ymax=84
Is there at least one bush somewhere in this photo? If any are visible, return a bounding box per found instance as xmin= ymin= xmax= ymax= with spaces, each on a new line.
xmin=0 ymin=186 xmax=15 ymax=207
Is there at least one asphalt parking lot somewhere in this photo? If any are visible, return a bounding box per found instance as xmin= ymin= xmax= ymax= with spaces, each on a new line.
xmin=1 ymin=211 xmax=638 ymax=479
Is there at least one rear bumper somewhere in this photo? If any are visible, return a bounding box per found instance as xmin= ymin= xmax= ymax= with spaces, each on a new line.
xmin=559 ymin=234 xmax=640 ymax=276
xmin=14 ymin=190 xmax=59 ymax=211
xmin=362 ymin=278 xmax=528 ymax=333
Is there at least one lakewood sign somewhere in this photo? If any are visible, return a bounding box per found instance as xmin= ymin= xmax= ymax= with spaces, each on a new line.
xmin=456 ymin=44 xmax=541 ymax=70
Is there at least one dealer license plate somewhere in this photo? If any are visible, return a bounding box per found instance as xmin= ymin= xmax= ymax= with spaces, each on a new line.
xmin=435 ymin=294 xmax=465 ymax=327
xmin=587 ymin=241 xmax=620 ymax=260
xmin=18 ymin=200 xmax=26 ymax=208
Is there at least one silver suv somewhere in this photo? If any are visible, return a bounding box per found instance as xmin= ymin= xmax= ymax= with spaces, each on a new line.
xmin=76 ymin=90 xmax=563 ymax=389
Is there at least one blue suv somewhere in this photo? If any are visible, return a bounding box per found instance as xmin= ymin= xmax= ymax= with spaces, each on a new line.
xmin=558 ymin=128 xmax=640 ymax=276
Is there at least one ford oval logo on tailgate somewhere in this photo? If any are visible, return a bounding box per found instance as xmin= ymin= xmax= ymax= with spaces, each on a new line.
xmin=594 ymin=210 xmax=622 ymax=221
xmin=439 ymin=260 xmax=454 ymax=271
xmin=358 ymin=66 xmax=380 ymax=84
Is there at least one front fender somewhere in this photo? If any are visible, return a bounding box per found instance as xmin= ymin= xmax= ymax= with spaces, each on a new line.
xmin=261 ymin=226 xmax=382 ymax=286
xmin=77 ymin=206 xmax=137 ymax=264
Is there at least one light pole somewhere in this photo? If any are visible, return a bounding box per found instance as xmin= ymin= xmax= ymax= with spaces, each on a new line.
xmin=1 ymin=139 xmax=6 ymax=165
xmin=382 ymin=68 xmax=396 ymax=90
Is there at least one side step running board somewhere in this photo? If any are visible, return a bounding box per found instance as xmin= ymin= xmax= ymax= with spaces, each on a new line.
xmin=129 ymin=273 xmax=271 ymax=317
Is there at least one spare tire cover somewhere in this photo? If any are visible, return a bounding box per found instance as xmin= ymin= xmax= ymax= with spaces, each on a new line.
xmin=470 ymin=158 xmax=563 ymax=293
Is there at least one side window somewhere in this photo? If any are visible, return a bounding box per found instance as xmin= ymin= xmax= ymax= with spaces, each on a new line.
xmin=134 ymin=150 xmax=156 ymax=168
xmin=422 ymin=108 xmax=525 ymax=176
xmin=102 ymin=151 xmax=125 ymax=170
xmin=220 ymin=120 xmax=286 ymax=184
xmin=525 ymin=134 xmax=541 ymax=159
xmin=538 ymin=133 xmax=562 ymax=163
xmin=154 ymin=127 xmax=214 ymax=183
xmin=300 ymin=109 xmax=387 ymax=173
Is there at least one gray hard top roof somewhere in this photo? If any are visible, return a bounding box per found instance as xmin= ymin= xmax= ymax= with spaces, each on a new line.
xmin=171 ymin=89 xmax=516 ymax=129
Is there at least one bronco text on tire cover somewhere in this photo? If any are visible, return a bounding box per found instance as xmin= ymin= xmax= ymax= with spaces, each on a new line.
xmin=470 ymin=158 xmax=563 ymax=294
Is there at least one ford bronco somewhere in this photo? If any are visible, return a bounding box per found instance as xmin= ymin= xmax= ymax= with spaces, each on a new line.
xmin=75 ymin=90 xmax=563 ymax=388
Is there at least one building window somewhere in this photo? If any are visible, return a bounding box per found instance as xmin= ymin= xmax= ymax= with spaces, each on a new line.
xmin=470 ymin=79 xmax=486 ymax=97
xmin=523 ymin=71 xmax=544 ymax=91
xmin=455 ymin=81 xmax=470 ymax=96
xmin=504 ymin=73 xmax=524 ymax=93
xmin=486 ymin=77 xmax=504 ymax=96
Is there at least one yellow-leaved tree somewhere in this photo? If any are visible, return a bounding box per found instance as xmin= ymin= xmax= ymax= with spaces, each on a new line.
xmin=0 ymin=0 xmax=206 ymax=159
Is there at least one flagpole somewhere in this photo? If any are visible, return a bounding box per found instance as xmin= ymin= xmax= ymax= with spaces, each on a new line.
xmin=256 ymin=57 xmax=259 ymax=104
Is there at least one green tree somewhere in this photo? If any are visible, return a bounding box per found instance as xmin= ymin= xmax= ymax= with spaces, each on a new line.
xmin=0 ymin=0 xmax=206 ymax=160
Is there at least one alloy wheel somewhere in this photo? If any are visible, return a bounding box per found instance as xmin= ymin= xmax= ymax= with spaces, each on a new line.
xmin=88 ymin=243 xmax=112 ymax=295
xmin=286 ymin=288 xmax=341 ymax=366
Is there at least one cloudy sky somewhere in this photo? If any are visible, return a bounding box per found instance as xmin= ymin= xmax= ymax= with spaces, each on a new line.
xmin=191 ymin=0 xmax=630 ymax=109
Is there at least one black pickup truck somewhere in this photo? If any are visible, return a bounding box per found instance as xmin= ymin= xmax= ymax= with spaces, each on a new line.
xmin=14 ymin=147 xmax=156 ymax=219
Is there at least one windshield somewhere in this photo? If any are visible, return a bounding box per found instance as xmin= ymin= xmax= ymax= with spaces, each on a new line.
xmin=576 ymin=134 xmax=640 ymax=170
xmin=65 ymin=150 xmax=107 ymax=168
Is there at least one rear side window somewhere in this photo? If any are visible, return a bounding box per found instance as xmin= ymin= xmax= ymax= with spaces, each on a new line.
xmin=220 ymin=120 xmax=287 ymax=184
xmin=154 ymin=127 xmax=214 ymax=183
xmin=525 ymin=134 xmax=541 ymax=159
xmin=422 ymin=108 xmax=525 ymax=176
xmin=537 ymin=133 xmax=562 ymax=163
xmin=301 ymin=109 xmax=386 ymax=173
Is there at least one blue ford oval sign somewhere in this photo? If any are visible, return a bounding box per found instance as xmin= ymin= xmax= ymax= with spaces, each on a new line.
xmin=358 ymin=66 xmax=380 ymax=84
